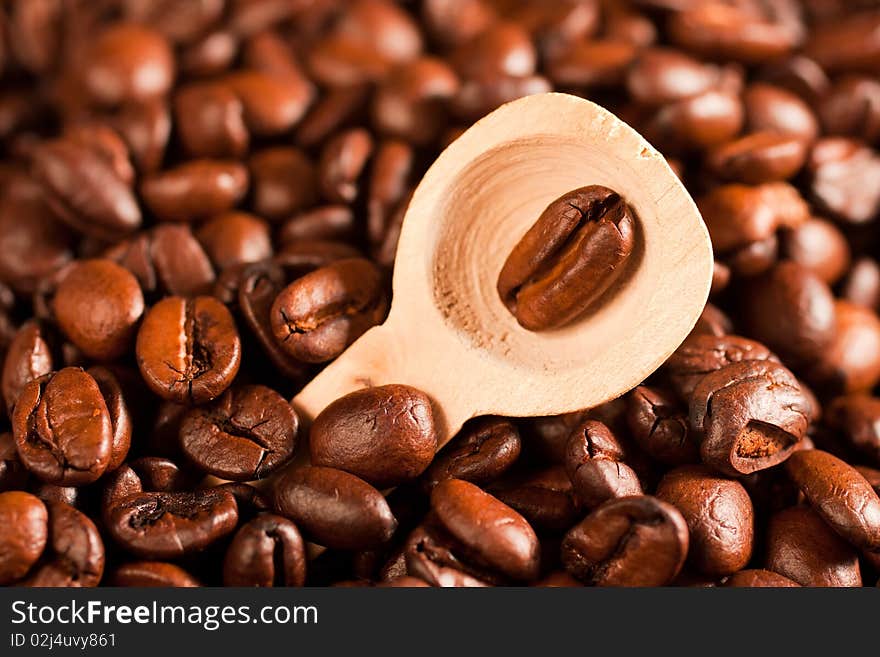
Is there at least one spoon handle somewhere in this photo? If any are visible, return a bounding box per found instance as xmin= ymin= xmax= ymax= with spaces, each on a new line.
xmin=292 ymin=321 xmax=467 ymax=447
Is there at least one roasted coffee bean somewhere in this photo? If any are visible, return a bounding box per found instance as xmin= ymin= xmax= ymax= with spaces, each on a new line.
xmin=626 ymin=386 xmax=699 ymax=465
xmin=723 ymin=569 xmax=800 ymax=587
xmin=270 ymin=258 xmax=387 ymax=364
xmin=707 ymin=132 xmax=808 ymax=184
xmin=0 ymin=491 xmax=47 ymax=584
xmin=0 ymin=175 xmax=73 ymax=294
xmin=656 ymin=465 xmax=754 ymax=576
xmin=311 ymin=384 xmax=436 ymax=488
xmin=780 ymin=217 xmax=850 ymax=285
xmin=625 ymin=48 xmax=721 ymax=106
xmin=367 ymin=140 xmax=414 ymax=248
xmin=52 ymin=259 xmax=144 ymax=361
xmin=318 ymin=128 xmax=374 ymax=204
xmin=785 ymin=449 xmax=880 ymax=551
xmin=31 ymin=135 xmax=141 ymax=241
xmin=13 ymin=368 xmax=113 ymax=486
xmin=136 ymin=296 xmax=241 ymax=404
xmin=452 ymin=73 xmax=552 ymax=121
xmin=110 ymin=561 xmax=201 ymax=587
xmin=223 ymin=513 xmax=306 ymax=587
xmin=404 ymin=525 xmax=490 ymax=588
xmin=0 ymin=433 xmax=28 ymax=491
xmin=563 ymin=420 xmax=641 ymax=507
xmin=643 ymin=89 xmax=744 ymax=152
xmin=180 ymin=384 xmax=298 ymax=481
xmin=422 ymin=416 xmax=521 ymax=490
xmin=808 ymin=301 xmax=880 ymax=394
xmin=2 ymin=320 xmax=56 ymax=414
xmin=561 ymin=495 xmax=688 ymax=586
xmin=766 ymin=505 xmax=862 ymax=587
xmin=210 ymin=483 xmax=271 ymax=520
xmin=21 ymin=500 xmax=104 ymax=587
xmin=80 ymin=23 xmax=175 ymax=106
xmin=498 ymin=185 xmax=636 ymax=331
xmin=110 ymin=98 xmax=171 ymax=174
xmin=739 ymin=262 xmax=836 ymax=366
xmin=273 ymin=466 xmax=397 ymax=551
xmin=140 ymin=160 xmax=249 ymax=222
xmin=196 ymin=212 xmax=272 ymax=270
xmin=295 ymin=85 xmax=370 ymax=148
xmin=106 ymin=489 xmax=238 ymax=559
xmin=430 ymin=479 xmax=540 ymax=582
xmin=224 ymin=71 xmax=311 ymax=136
xmin=279 ymin=206 xmax=356 ymax=244
xmin=546 ymin=40 xmax=637 ymax=89
xmin=174 ymin=82 xmax=248 ymax=158
xmin=842 ymin=258 xmax=880 ymax=311
xmin=826 ymin=396 xmax=880 ymax=466
xmin=689 ymin=360 xmax=809 ymax=475
xmin=248 ymin=147 xmax=317 ymax=221
xmin=804 ymin=11 xmax=880 ymax=74
xmin=377 ymin=575 xmax=431 ymax=587
xmin=492 ymin=466 xmax=581 ymax=533
xmin=806 ymin=138 xmax=880 ymax=224
xmin=818 ymin=76 xmax=880 ymax=144
xmin=88 ymin=367 xmax=132 ymax=472
xmin=743 ymin=82 xmax=819 ymax=142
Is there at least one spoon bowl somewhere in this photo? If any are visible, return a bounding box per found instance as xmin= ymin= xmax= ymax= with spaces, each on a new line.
xmin=294 ymin=92 xmax=713 ymax=447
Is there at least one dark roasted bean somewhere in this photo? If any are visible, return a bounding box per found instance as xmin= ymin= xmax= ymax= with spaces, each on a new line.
xmin=626 ymin=386 xmax=699 ymax=465
xmin=563 ymin=420 xmax=641 ymax=507
xmin=223 ymin=513 xmax=306 ymax=587
xmin=109 ymin=561 xmax=201 ymax=587
xmin=0 ymin=491 xmax=48 ymax=585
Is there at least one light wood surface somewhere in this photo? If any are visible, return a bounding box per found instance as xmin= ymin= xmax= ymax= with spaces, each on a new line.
xmin=293 ymin=92 xmax=714 ymax=449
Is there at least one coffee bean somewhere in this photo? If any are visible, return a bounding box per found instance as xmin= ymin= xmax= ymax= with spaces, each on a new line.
xmin=248 ymin=147 xmax=317 ymax=221
xmin=404 ymin=525 xmax=490 ymax=587
xmin=785 ymin=449 xmax=880 ymax=551
xmin=808 ymin=301 xmax=880 ymax=394
xmin=80 ymin=24 xmax=175 ymax=106
xmin=818 ymin=77 xmax=880 ymax=144
xmin=766 ymin=505 xmax=861 ymax=587
xmin=561 ymin=495 xmax=688 ymax=586
xmin=498 ymin=185 xmax=636 ymax=331
xmin=270 ymin=258 xmax=387 ymax=364
xmin=826 ymin=395 xmax=880 ymax=466
xmin=492 ymin=466 xmax=581 ymax=532
xmin=107 ymin=489 xmax=238 ymax=559
xmin=136 ymin=296 xmax=241 ymax=404
xmin=367 ymin=140 xmax=414 ymax=248
xmin=724 ymin=569 xmax=800 ymax=587
xmin=422 ymin=416 xmax=521 ymax=490
xmin=174 ymin=82 xmax=248 ymax=158
xmin=780 ymin=217 xmax=850 ymax=284
xmin=140 ymin=160 xmax=249 ymax=222
xmin=806 ymin=138 xmax=880 ymax=224
xmin=52 ymin=259 xmax=144 ymax=361
xmin=180 ymin=384 xmax=298 ymax=481
xmin=273 ymin=465 xmax=397 ymax=551
xmin=20 ymin=500 xmax=104 ymax=587
xmin=0 ymin=432 xmax=28 ymax=492
xmin=563 ymin=419 xmax=642 ymax=507
xmin=223 ymin=513 xmax=306 ymax=587
xmin=279 ymin=206 xmax=356 ymax=244
xmin=110 ymin=99 xmax=171 ymax=174
xmin=318 ymin=128 xmax=374 ymax=204
xmin=689 ymin=360 xmax=809 ymax=475
xmin=743 ymin=82 xmax=819 ymax=142
xmin=805 ymin=11 xmax=880 ymax=74
xmin=0 ymin=491 xmax=47 ymax=584
xmin=656 ymin=465 xmax=754 ymax=576
xmin=430 ymin=479 xmax=540 ymax=582
xmin=13 ymin=368 xmax=113 ymax=485
xmin=644 ymin=89 xmax=744 ymax=152
xmin=224 ymin=71 xmax=311 ymax=136
xmin=842 ymin=258 xmax=880 ymax=311
xmin=707 ymin=131 xmax=808 ymax=183
xmin=196 ymin=212 xmax=272 ymax=270
xmin=546 ymin=40 xmax=637 ymax=89
xmin=311 ymin=384 xmax=436 ymax=488
xmin=2 ymin=320 xmax=56 ymax=414
xmin=626 ymin=48 xmax=722 ymax=106
xmin=110 ymin=561 xmax=201 ymax=587
xmin=626 ymin=385 xmax=699 ymax=465
xmin=88 ymin=366 xmax=132 ymax=472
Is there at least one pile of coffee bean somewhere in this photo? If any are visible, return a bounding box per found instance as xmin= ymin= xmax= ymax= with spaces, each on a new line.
xmin=1 ymin=0 xmax=879 ymax=588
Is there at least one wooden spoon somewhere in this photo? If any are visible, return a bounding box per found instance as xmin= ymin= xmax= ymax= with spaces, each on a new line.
xmin=293 ymin=92 xmax=713 ymax=448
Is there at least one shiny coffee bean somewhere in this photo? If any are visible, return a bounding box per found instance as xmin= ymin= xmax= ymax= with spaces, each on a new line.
xmin=180 ymin=384 xmax=298 ymax=481
xmin=2 ymin=320 xmax=56 ymax=414
xmin=724 ymin=569 xmax=800 ymax=588
xmin=766 ymin=505 xmax=861 ymax=587
xmin=561 ymin=495 xmax=689 ymax=586
xmin=807 ymin=138 xmax=880 ymax=225
xmin=492 ymin=466 xmax=581 ymax=533
xmin=498 ymin=185 xmax=636 ymax=331
xmin=249 ymin=147 xmax=317 ymax=221
xmin=780 ymin=217 xmax=850 ymax=285
xmin=807 ymin=301 xmax=880 ymax=395
xmin=563 ymin=420 xmax=642 ymax=507
xmin=273 ymin=465 xmax=397 ymax=551
xmin=88 ymin=366 xmax=132 ymax=472
xmin=174 ymin=82 xmax=248 ymax=158
xmin=626 ymin=385 xmax=699 ymax=465
xmin=196 ymin=212 xmax=272 ymax=270
xmin=136 ymin=296 xmax=241 ymax=404
xmin=404 ymin=525 xmax=490 ymax=588
xmin=785 ymin=449 xmax=880 ymax=551
xmin=656 ymin=465 xmax=754 ymax=577
xmin=21 ymin=500 xmax=104 ymax=587
xmin=13 ymin=368 xmax=113 ymax=485
xmin=430 ymin=479 xmax=540 ymax=582
xmin=52 ymin=259 xmax=144 ymax=361
xmin=270 ymin=258 xmax=387 ymax=364
xmin=422 ymin=416 xmax=521 ymax=490
xmin=140 ymin=160 xmax=249 ymax=222
xmin=311 ymin=384 xmax=436 ymax=488
xmin=0 ymin=491 xmax=48 ymax=585
xmin=223 ymin=513 xmax=306 ymax=587
xmin=110 ymin=561 xmax=200 ymax=587
xmin=318 ymin=128 xmax=374 ymax=204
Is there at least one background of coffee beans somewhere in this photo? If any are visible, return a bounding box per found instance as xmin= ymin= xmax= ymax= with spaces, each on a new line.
xmin=1 ymin=0 xmax=880 ymax=588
